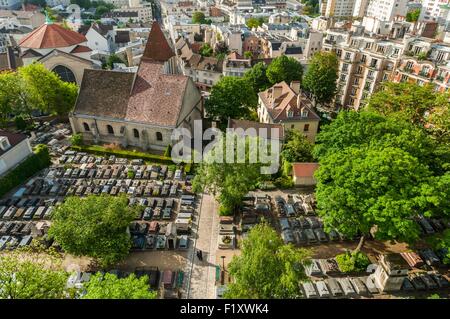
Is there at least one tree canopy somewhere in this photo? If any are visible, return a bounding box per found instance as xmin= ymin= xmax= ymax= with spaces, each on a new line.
xmin=243 ymin=62 xmax=271 ymax=93
xmin=224 ymin=223 xmax=310 ymax=298
xmin=406 ymin=9 xmax=421 ymax=23
xmin=0 ymin=254 xmax=70 ymax=299
xmin=366 ymin=82 xmax=450 ymax=144
xmin=192 ymin=11 xmax=206 ymax=24
xmin=205 ymin=76 xmax=257 ymax=123
xmin=314 ymin=111 xmax=449 ymax=249
xmin=302 ymin=51 xmax=339 ymax=105
xmin=199 ymin=43 xmax=213 ymax=57
xmin=193 ymin=134 xmax=262 ymax=215
xmin=48 ymin=195 xmax=138 ymax=267
xmin=0 ymin=63 xmax=78 ymax=125
xmin=245 ymin=17 xmax=265 ymax=29
xmin=82 ymin=273 xmax=157 ymax=299
xmin=266 ymin=55 xmax=303 ymax=85
xmin=281 ymin=129 xmax=314 ymax=163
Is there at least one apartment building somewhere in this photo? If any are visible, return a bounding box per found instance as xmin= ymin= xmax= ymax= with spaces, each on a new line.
xmin=322 ymin=28 xmax=404 ymax=110
xmin=420 ymin=0 xmax=450 ymax=23
xmin=324 ymin=0 xmax=356 ymax=18
xmin=392 ymin=36 xmax=450 ymax=92
xmin=363 ymin=0 xmax=409 ymax=34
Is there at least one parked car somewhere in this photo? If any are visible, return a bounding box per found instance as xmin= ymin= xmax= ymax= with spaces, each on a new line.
xmin=143 ymin=208 xmax=153 ymax=220
xmin=315 ymin=281 xmax=331 ymax=298
xmin=314 ymin=229 xmax=328 ymax=243
xmin=279 ymin=218 xmax=290 ymax=231
xmin=281 ymin=230 xmax=295 ymax=244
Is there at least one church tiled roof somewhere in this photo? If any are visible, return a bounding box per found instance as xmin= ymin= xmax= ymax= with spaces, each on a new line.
xmin=142 ymin=21 xmax=175 ymax=62
xmin=19 ymin=23 xmax=86 ymax=49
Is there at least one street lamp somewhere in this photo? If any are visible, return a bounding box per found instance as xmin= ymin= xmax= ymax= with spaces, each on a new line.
xmin=220 ymin=256 xmax=226 ymax=285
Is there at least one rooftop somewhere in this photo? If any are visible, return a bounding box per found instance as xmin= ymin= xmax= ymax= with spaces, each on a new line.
xmin=19 ymin=23 xmax=87 ymax=49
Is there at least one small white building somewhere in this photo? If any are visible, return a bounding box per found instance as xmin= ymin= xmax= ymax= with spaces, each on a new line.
xmin=0 ymin=131 xmax=33 ymax=176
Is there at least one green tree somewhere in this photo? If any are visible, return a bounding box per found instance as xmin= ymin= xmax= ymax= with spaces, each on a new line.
xmin=82 ymin=273 xmax=157 ymax=299
xmin=193 ymin=134 xmax=262 ymax=215
xmin=266 ymin=55 xmax=303 ymax=85
xmin=205 ymin=76 xmax=257 ymax=123
xmin=17 ymin=63 xmax=78 ymax=117
xmin=0 ymin=254 xmax=70 ymax=299
xmin=245 ymin=17 xmax=264 ymax=29
xmin=199 ymin=43 xmax=213 ymax=57
xmin=104 ymin=53 xmax=126 ymax=69
xmin=244 ymin=51 xmax=253 ymax=59
xmin=315 ymin=146 xmax=430 ymax=250
xmin=335 ymin=251 xmax=370 ymax=273
xmin=71 ymin=133 xmax=83 ymax=146
xmin=302 ymin=51 xmax=339 ymax=106
xmin=366 ymin=82 xmax=450 ymax=144
xmin=243 ymin=62 xmax=271 ymax=93
xmin=49 ymin=195 xmax=138 ymax=267
xmin=0 ymin=71 xmax=21 ymax=127
xmin=406 ymin=9 xmax=420 ymax=23
xmin=281 ymin=129 xmax=314 ymax=163
xmin=313 ymin=111 xmax=441 ymax=173
xmin=192 ymin=11 xmax=206 ymax=24
xmin=224 ymin=223 xmax=310 ymax=298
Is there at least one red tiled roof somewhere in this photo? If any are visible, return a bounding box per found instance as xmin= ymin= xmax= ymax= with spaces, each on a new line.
xmin=19 ymin=23 xmax=86 ymax=49
xmin=142 ymin=21 xmax=175 ymax=62
xmin=258 ymin=81 xmax=320 ymax=123
xmin=71 ymin=45 xmax=92 ymax=53
xmin=292 ymin=163 xmax=319 ymax=178
xmin=126 ymin=61 xmax=189 ymax=127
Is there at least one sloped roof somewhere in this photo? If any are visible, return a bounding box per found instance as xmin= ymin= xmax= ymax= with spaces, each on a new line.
xmin=19 ymin=23 xmax=86 ymax=49
xmin=0 ymin=130 xmax=28 ymax=157
xmin=258 ymin=81 xmax=320 ymax=123
xmin=125 ymin=61 xmax=189 ymax=127
xmin=71 ymin=45 xmax=92 ymax=53
xmin=115 ymin=30 xmax=130 ymax=44
xmin=142 ymin=21 xmax=175 ymax=62
xmin=73 ymin=69 xmax=135 ymax=119
xmin=292 ymin=163 xmax=319 ymax=178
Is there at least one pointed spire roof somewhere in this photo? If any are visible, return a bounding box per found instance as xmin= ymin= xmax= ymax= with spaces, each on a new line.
xmin=142 ymin=21 xmax=175 ymax=62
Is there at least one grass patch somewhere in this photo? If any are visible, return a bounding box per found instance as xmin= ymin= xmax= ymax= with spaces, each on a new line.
xmin=71 ymin=144 xmax=176 ymax=165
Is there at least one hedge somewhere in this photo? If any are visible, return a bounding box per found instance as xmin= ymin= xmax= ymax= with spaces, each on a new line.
xmin=0 ymin=144 xmax=51 ymax=197
xmin=71 ymin=145 xmax=177 ymax=165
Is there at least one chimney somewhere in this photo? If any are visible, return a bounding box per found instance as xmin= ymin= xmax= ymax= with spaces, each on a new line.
xmin=290 ymin=81 xmax=300 ymax=94
xmin=272 ymin=86 xmax=282 ymax=99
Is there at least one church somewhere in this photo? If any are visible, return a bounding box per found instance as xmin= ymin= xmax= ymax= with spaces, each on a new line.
xmin=69 ymin=22 xmax=203 ymax=151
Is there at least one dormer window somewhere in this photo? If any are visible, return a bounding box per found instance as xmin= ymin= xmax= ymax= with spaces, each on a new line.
xmin=301 ymin=108 xmax=308 ymax=118
xmin=287 ymin=110 xmax=293 ymax=118
xmin=0 ymin=137 xmax=11 ymax=151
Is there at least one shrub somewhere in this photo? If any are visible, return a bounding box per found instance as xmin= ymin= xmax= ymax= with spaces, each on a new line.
xmin=184 ymin=163 xmax=192 ymax=174
xmin=274 ymin=176 xmax=294 ymax=189
xmin=70 ymin=133 xmax=83 ymax=146
xmin=127 ymin=170 xmax=135 ymax=179
xmin=0 ymin=144 xmax=51 ymax=197
xmin=335 ymin=251 xmax=370 ymax=273
xmin=71 ymin=144 xmax=174 ymax=165
xmin=14 ymin=116 xmax=27 ymax=131
xmin=219 ymin=205 xmax=233 ymax=216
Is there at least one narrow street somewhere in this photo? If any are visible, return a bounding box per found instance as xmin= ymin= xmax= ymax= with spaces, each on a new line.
xmin=186 ymin=193 xmax=219 ymax=299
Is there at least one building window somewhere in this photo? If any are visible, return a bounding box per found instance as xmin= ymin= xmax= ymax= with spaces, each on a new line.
xmin=156 ymin=132 xmax=163 ymax=141
xmin=303 ymin=124 xmax=309 ymax=132
xmin=52 ymin=65 xmax=76 ymax=83
xmin=107 ymin=125 xmax=114 ymax=135
xmin=83 ymin=122 xmax=90 ymax=131
xmin=133 ymin=129 xmax=139 ymax=139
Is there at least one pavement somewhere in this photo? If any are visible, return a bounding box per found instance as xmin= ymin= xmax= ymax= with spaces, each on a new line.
xmin=186 ymin=193 xmax=219 ymax=299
